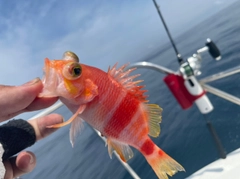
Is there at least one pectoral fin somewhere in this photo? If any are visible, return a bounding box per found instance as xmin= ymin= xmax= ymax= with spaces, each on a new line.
xmin=70 ymin=116 xmax=84 ymax=147
xmin=107 ymin=138 xmax=133 ymax=162
xmin=47 ymin=105 xmax=86 ymax=128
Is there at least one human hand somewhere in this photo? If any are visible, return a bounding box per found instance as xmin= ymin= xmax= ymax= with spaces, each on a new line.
xmin=0 ymin=78 xmax=63 ymax=179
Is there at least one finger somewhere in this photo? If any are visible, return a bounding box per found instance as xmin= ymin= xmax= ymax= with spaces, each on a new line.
xmin=3 ymin=97 xmax=59 ymax=121
xmin=24 ymin=96 xmax=58 ymax=112
xmin=0 ymin=78 xmax=42 ymax=121
xmin=9 ymin=97 xmax=59 ymax=118
xmin=4 ymin=151 xmax=36 ymax=179
xmin=14 ymin=151 xmax=36 ymax=177
xmin=28 ymin=113 xmax=63 ymax=140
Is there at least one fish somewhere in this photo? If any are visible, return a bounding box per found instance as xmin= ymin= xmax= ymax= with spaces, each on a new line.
xmin=39 ymin=51 xmax=185 ymax=179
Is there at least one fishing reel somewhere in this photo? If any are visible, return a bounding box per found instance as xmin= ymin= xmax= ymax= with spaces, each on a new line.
xmin=178 ymin=39 xmax=221 ymax=114
xmin=180 ymin=38 xmax=221 ymax=79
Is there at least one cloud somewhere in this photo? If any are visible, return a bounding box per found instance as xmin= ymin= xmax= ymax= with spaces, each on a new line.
xmin=0 ymin=0 xmax=237 ymax=119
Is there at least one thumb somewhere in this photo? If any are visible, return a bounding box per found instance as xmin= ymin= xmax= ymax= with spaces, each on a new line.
xmin=0 ymin=78 xmax=43 ymax=121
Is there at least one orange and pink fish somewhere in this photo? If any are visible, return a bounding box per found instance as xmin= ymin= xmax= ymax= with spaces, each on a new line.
xmin=39 ymin=51 xmax=185 ymax=179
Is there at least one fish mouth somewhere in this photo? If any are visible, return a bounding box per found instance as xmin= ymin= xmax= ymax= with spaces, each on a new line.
xmin=39 ymin=58 xmax=59 ymax=98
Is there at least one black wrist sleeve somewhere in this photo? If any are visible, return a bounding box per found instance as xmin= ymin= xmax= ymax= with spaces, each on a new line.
xmin=0 ymin=119 xmax=36 ymax=161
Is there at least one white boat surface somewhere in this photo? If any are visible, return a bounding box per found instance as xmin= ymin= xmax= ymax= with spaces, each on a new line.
xmin=187 ymin=148 xmax=240 ymax=179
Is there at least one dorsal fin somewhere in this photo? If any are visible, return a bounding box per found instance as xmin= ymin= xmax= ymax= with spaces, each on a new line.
xmin=108 ymin=63 xmax=148 ymax=102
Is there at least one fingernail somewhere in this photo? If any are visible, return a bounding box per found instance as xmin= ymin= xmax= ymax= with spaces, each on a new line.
xmin=20 ymin=154 xmax=34 ymax=169
xmin=24 ymin=155 xmax=32 ymax=165
xmin=29 ymin=154 xmax=34 ymax=164
xmin=22 ymin=78 xmax=40 ymax=86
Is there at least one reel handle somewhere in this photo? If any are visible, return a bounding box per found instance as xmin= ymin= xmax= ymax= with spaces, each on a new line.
xmin=206 ymin=38 xmax=221 ymax=60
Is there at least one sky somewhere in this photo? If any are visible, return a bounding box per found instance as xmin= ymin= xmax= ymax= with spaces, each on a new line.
xmin=0 ymin=0 xmax=237 ymax=118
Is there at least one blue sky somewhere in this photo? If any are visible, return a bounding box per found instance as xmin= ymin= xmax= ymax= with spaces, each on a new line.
xmin=0 ymin=0 xmax=237 ymax=118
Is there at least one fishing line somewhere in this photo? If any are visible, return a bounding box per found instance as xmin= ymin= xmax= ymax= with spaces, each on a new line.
xmin=152 ymin=0 xmax=184 ymax=64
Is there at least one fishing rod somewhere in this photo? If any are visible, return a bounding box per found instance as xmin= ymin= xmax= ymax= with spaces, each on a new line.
xmin=152 ymin=0 xmax=184 ymax=64
xmin=152 ymin=0 xmax=226 ymax=159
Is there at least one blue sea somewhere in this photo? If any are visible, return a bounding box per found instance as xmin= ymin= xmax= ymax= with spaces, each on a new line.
xmin=23 ymin=2 xmax=240 ymax=179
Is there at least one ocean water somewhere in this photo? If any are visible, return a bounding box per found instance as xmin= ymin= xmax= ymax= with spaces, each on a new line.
xmin=23 ymin=1 xmax=240 ymax=179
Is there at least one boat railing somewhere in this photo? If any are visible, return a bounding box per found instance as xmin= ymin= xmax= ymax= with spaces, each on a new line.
xmin=127 ymin=62 xmax=240 ymax=106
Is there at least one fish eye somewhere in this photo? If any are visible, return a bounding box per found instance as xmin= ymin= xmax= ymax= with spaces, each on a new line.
xmin=63 ymin=62 xmax=82 ymax=80
xmin=73 ymin=67 xmax=81 ymax=76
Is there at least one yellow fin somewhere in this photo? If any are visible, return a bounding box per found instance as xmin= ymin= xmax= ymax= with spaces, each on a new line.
xmin=107 ymin=139 xmax=133 ymax=162
xmin=147 ymin=104 xmax=162 ymax=138
xmin=144 ymin=146 xmax=185 ymax=179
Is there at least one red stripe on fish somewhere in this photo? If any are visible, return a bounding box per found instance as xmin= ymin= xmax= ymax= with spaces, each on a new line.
xmin=100 ymin=88 xmax=125 ymax=123
xmin=104 ymin=92 xmax=139 ymax=138
xmin=118 ymin=106 xmax=148 ymax=145
xmin=158 ymin=149 xmax=164 ymax=156
xmin=140 ymin=139 xmax=154 ymax=155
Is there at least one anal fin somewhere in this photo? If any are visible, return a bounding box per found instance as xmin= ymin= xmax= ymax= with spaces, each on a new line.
xmin=107 ymin=139 xmax=133 ymax=162
xmin=147 ymin=104 xmax=162 ymax=137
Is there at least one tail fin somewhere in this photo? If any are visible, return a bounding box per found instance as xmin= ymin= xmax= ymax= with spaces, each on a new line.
xmin=141 ymin=142 xmax=185 ymax=179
